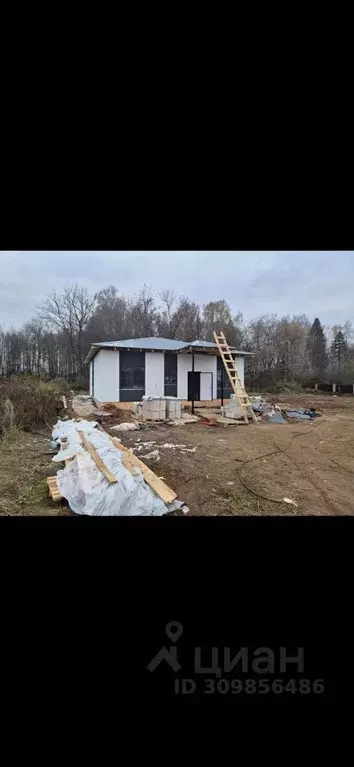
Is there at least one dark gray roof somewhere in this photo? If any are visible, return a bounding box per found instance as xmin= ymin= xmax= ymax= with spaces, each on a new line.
xmin=84 ymin=336 xmax=254 ymax=363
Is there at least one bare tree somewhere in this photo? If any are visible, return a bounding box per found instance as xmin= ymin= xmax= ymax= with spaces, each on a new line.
xmin=37 ymin=284 xmax=96 ymax=379
xmin=202 ymin=299 xmax=244 ymax=347
xmin=157 ymin=290 xmax=177 ymax=337
xmin=128 ymin=285 xmax=158 ymax=338
xmin=170 ymin=297 xmax=203 ymax=340
xmin=86 ymin=285 xmax=129 ymax=342
xmin=2 ymin=278 xmax=354 ymax=391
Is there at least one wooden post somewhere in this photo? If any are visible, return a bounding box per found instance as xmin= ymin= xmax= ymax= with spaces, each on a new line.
xmin=221 ymin=356 xmax=224 ymax=407
xmin=315 ymin=383 xmax=318 ymax=391
xmin=191 ymin=349 xmax=195 ymax=415
xmin=332 ymin=383 xmax=336 ymax=393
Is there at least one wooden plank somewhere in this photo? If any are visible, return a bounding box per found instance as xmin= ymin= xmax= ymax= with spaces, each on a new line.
xmin=61 ymin=395 xmax=67 ymax=409
xmin=121 ymin=453 xmax=141 ymax=476
xmin=183 ymin=399 xmax=231 ymax=409
xmin=77 ymin=431 xmax=118 ymax=484
xmin=107 ymin=437 xmax=140 ymax=476
xmin=108 ymin=435 xmax=177 ymax=503
xmin=47 ymin=476 xmax=63 ymax=501
xmin=110 ymin=436 xmax=131 ymax=453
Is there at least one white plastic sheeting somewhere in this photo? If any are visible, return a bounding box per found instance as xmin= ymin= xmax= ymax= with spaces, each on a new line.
xmin=51 ymin=419 xmax=168 ymax=516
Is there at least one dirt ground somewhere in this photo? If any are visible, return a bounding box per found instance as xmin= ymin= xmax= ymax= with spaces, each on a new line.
xmin=115 ymin=394 xmax=354 ymax=516
xmin=0 ymin=427 xmax=71 ymax=516
xmin=1 ymin=393 xmax=354 ymax=516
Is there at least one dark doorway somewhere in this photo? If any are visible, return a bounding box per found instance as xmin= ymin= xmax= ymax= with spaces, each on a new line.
xmin=188 ymin=371 xmax=200 ymax=401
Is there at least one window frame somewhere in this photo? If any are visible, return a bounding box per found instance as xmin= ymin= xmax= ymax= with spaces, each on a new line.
xmin=120 ymin=365 xmax=145 ymax=390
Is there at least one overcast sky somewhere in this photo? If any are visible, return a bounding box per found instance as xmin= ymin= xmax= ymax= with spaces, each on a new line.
xmin=0 ymin=251 xmax=353 ymax=330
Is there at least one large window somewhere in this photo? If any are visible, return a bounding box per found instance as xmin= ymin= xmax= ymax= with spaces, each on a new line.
xmin=164 ymin=353 xmax=177 ymax=385
xmin=120 ymin=366 xmax=145 ymax=389
xmin=164 ymin=353 xmax=177 ymax=396
xmin=217 ymin=355 xmax=234 ymax=398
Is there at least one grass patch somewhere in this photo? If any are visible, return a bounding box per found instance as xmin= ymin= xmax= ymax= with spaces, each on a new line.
xmin=0 ymin=375 xmax=68 ymax=433
xmin=0 ymin=427 xmax=71 ymax=516
xmin=18 ymin=478 xmax=52 ymax=509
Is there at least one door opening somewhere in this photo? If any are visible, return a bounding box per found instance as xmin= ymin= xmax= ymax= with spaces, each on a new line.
xmin=188 ymin=371 xmax=200 ymax=401
xmin=200 ymin=372 xmax=213 ymax=401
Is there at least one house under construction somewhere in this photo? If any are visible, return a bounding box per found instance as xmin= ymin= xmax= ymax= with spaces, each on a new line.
xmin=84 ymin=336 xmax=254 ymax=405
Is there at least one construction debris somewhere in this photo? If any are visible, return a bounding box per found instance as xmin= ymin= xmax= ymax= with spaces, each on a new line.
xmin=268 ymin=411 xmax=287 ymax=424
xmin=285 ymin=408 xmax=320 ymax=421
xmin=249 ymin=396 xmax=321 ymax=424
xmin=160 ymin=443 xmax=187 ymax=449
xmin=221 ymin=394 xmax=247 ymax=420
xmin=47 ymin=418 xmax=183 ymax=515
xmin=109 ymin=435 xmax=177 ymax=504
xmin=250 ymin=396 xmax=266 ymax=413
xmin=110 ymin=422 xmax=139 ymax=432
xmin=141 ymin=449 xmax=160 ymax=461
xmin=171 ymin=414 xmax=199 ymax=425
xmin=71 ymin=394 xmax=98 ymax=418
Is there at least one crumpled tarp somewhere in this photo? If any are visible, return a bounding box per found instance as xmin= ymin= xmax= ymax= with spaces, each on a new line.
xmin=51 ymin=419 xmax=168 ymax=516
xmin=249 ymin=397 xmax=321 ymax=423
xmin=285 ymin=408 xmax=320 ymax=421
xmin=268 ymin=411 xmax=287 ymax=424
xmin=250 ymin=396 xmax=266 ymax=413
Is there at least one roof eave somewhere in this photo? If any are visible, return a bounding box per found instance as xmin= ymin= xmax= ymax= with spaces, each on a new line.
xmin=84 ymin=343 xmax=255 ymax=364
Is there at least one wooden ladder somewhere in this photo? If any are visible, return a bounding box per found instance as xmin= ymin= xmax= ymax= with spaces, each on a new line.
xmin=213 ymin=330 xmax=257 ymax=424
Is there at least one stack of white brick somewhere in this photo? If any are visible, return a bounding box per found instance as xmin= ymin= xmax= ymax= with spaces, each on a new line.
xmin=142 ymin=399 xmax=166 ymax=421
xmin=165 ymin=399 xmax=182 ymax=419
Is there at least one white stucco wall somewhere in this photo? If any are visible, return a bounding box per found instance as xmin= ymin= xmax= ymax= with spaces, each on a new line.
xmin=221 ymin=356 xmax=245 ymax=390
xmin=93 ymin=349 xmax=120 ymax=402
xmin=89 ymin=360 xmax=93 ymax=396
xmin=177 ymin=354 xmax=217 ymax=400
xmin=235 ymin=356 xmax=244 ymax=388
xmin=145 ymin=352 xmax=164 ymax=396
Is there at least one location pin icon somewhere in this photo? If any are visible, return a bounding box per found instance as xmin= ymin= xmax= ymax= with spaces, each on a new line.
xmin=165 ymin=621 xmax=183 ymax=643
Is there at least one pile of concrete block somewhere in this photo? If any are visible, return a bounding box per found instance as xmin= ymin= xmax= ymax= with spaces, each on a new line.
xmin=142 ymin=398 xmax=167 ymax=421
xmin=140 ymin=395 xmax=182 ymax=422
xmin=165 ymin=398 xmax=182 ymax=419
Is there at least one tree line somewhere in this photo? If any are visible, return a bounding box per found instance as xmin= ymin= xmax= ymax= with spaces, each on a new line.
xmin=0 ymin=283 xmax=353 ymax=389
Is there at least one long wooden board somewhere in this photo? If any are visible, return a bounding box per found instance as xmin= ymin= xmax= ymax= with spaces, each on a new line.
xmin=109 ymin=435 xmax=177 ymax=503
xmin=78 ymin=431 xmax=118 ymax=484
